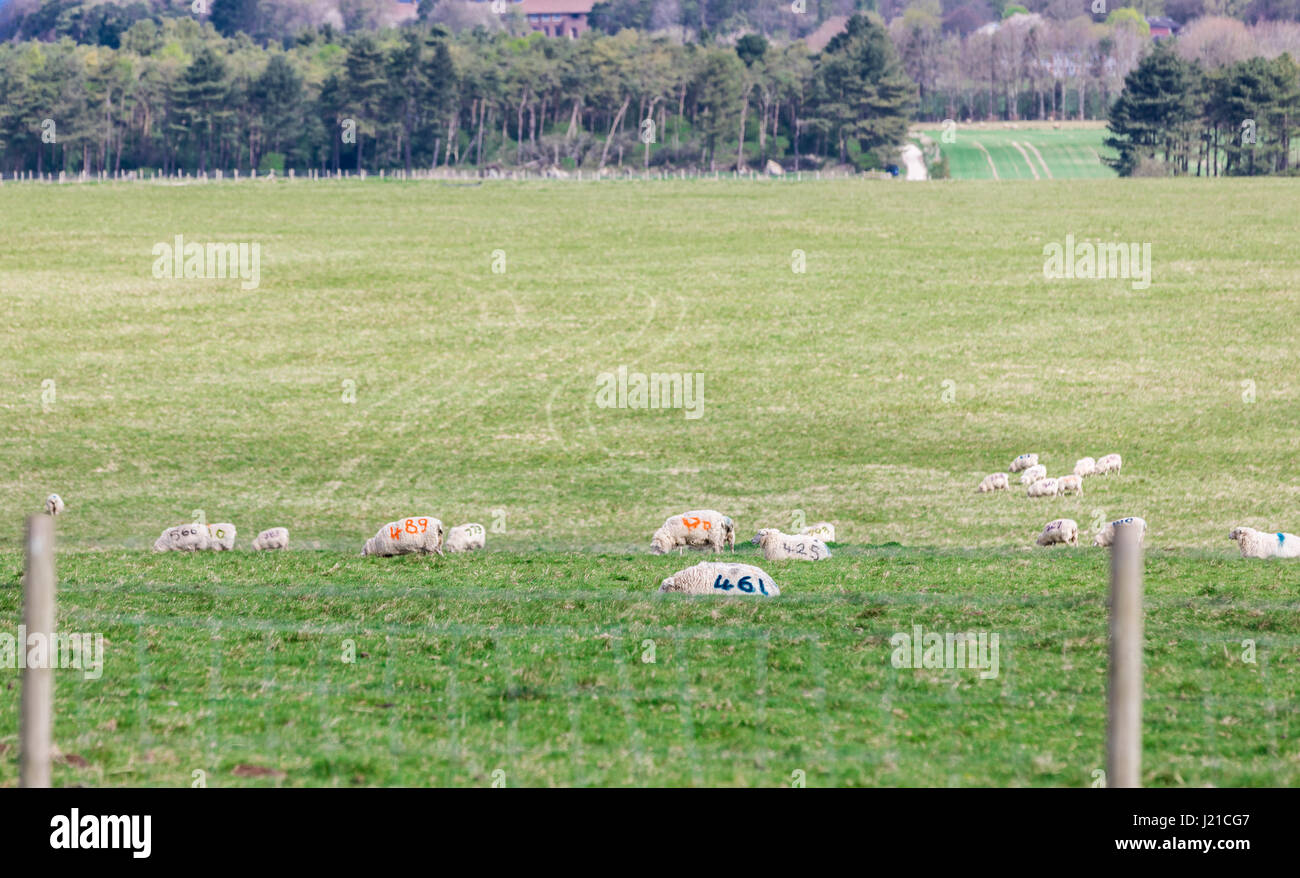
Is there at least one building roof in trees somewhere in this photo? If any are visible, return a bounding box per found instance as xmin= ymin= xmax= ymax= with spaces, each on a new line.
xmin=803 ymin=15 xmax=848 ymax=53
xmin=518 ymin=0 xmax=596 ymax=13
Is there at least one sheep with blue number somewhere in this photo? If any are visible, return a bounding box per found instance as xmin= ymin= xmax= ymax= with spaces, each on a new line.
xmin=658 ymin=561 xmax=780 ymax=596
xmin=1229 ymin=526 xmax=1300 ymax=559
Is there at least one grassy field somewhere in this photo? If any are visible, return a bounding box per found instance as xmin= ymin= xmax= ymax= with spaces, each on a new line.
xmin=918 ymin=123 xmax=1117 ymax=180
xmin=2 ymin=177 xmax=1299 ymax=786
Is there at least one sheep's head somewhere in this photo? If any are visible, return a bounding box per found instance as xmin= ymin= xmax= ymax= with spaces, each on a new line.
xmin=722 ymin=517 xmax=735 ymax=548
xmin=649 ymin=529 xmax=674 ymax=554
xmin=1091 ymin=531 xmax=1107 ymax=547
xmin=45 ymin=494 xmax=63 ymax=515
xmin=1229 ymin=527 xmax=1248 ymax=542
xmin=659 ymin=576 xmax=676 ymax=592
xmin=751 ymin=528 xmax=775 ymax=546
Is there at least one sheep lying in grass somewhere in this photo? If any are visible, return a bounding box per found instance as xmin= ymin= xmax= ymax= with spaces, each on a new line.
xmin=1036 ymin=518 xmax=1079 ymax=547
xmin=658 ymin=561 xmax=779 ymax=596
xmin=1229 ymin=526 xmax=1300 ymax=559
xmin=978 ymin=473 xmax=1010 ymax=493
xmin=445 ymin=523 xmax=486 ymax=553
xmin=1057 ymin=474 xmax=1083 ymax=495
xmin=1009 ymin=453 xmax=1039 ymax=472
xmin=1094 ymin=453 xmax=1122 ymax=474
xmin=44 ymin=494 xmax=64 ymax=515
xmin=752 ymin=528 xmax=831 ymax=561
xmin=153 ymin=523 xmax=212 ymax=552
xmin=1092 ymin=517 xmax=1147 ymax=547
xmin=252 ymin=527 xmax=289 ymax=551
xmin=207 ymin=523 xmax=237 ymax=551
xmin=800 ymin=522 xmax=836 ymax=542
xmin=1026 ymin=477 xmax=1061 ymax=498
xmin=650 ymin=510 xmax=735 ymax=554
xmin=1019 ymin=464 xmax=1047 ymax=486
xmin=1073 ymin=457 xmax=1096 ymax=477
xmin=362 ymin=516 xmax=444 ymax=557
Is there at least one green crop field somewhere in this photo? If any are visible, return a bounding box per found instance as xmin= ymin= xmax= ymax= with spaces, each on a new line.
xmin=2 ymin=177 xmax=1299 ymax=787
xmin=919 ymin=124 xmax=1118 ymax=180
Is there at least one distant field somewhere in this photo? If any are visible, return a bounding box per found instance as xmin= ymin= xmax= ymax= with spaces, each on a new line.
xmin=3 ymin=177 xmax=1299 ymax=786
xmin=918 ymin=124 xmax=1117 ymax=180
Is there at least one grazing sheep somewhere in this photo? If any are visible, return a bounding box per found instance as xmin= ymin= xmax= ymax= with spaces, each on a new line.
xmin=1057 ymin=474 xmax=1083 ymax=495
xmin=978 ymin=473 xmax=1010 ymax=493
xmin=1009 ymin=453 xmax=1039 ymax=473
xmin=206 ymin=523 xmax=237 ymax=551
xmin=362 ymin=516 xmax=444 ymax=557
xmin=800 ymin=521 xmax=836 ymax=542
xmin=658 ymin=561 xmax=780 ymax=596
xmin=153 ymin=523 xmax=213 ymax=552
xmin=1036 ymin=518 xmax=1079 ymax=547
xmin=752 ymin=528 xmax=831 ymax=561
xmin=445 ymin=523 xmax=486 ymax=553
xmin=1073 ymin=457 xmax=1096 ymax=477
xmin=44 ymin=494 xmax=64 ymax=516
xmin=1092 ymin=516 xmax=1147 ymax=548
xmin=1229 ymin=526 xmax=1300 ymax=559
xmin=649 ymin=509 xmax=735 ymax=554
xmin=252 ymin=527 xmax=289 ymax=551
xmin=1094 ymin=453 xmax=1122 ymax=474
xmin=1019 ymin=464 xmax=1047 ymax=486
xmin=1026 ymin=477 xmax=1061 ymax=498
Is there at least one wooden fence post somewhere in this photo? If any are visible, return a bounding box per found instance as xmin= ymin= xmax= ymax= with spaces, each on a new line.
xmin=1106 ymin=522 xmax=1143 ymax=788
xmin=21 ymin=514 xmax=55 ymax=788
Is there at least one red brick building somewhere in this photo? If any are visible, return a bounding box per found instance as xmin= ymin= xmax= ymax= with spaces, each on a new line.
xmin=517 ymin=0 xmax=595 ymax=38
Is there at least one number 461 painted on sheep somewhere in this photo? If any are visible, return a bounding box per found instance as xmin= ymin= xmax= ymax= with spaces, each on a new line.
xmin=713 ymin=575 xmax=769 ymax=594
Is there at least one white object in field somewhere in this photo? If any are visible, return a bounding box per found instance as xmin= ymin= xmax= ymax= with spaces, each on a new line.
xmin=252 ymin=527 xmax=290 ymax=551
xmin=1009 ymin=453 xmax=1039 ymax=472
xmin=1036 ymin=518 xmax=1079 ymax=546
xmin=978 ymin=473 xmax=1009 ymax=493
xmin=153 ymin=523 xmax=213 ymax=552
xmin=44 ymin=494 xmax=64 ymax=516
xmin=445 ymin=523 xmax=486 ymax=553
xmin=1093 ymin=517 xmax=1147 ymax=548
xmin=650 ymin=509 xmax=735 ymax=554
xmin=658 ymin=561 xmax=779 ymax=596
xmin=362 ymin=516 xmax=444 ymax=556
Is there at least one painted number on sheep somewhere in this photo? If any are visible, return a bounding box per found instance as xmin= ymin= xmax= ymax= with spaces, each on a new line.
xmin=388 ymin=518 xmax=430 ymax=540
xmin=784 ymin=541 xmax=822 ymax=560
xmin=682 ymin=516 xmax=711 ymax=530
xmin=713 ymin=575 xmax=769 ymax=595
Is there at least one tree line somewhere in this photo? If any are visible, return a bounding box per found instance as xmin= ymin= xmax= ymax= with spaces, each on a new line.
xmin=1106 ymin=41 xmax=1300 ymax=174
xmin=0 ymin=13 xmax=916 ymax=177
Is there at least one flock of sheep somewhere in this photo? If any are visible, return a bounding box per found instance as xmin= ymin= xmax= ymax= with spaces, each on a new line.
xmin=36 ymin=466 xmax=1300 ymax=601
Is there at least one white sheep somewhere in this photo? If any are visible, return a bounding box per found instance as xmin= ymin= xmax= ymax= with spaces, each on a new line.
xmin=207 ymin=523 xmax=237 ymax=551
xmin=649 ymin=509 xmax=735 ymax=554
xmin=252 ymin=527 xmax=289 ymax=551
xmin=1036 ymin=518 xmax=1079 ymax=547
xmin=1073 ymin=457 xmax=1096 ymax=477
xmin=752 ymin=528 xmax=831 ymax=561
xmin=658 ymin=561 xmax=780 ymax=596
xmin=44 ymin=494 xmax=65 ymax=515
xmin=800 ymin=521 xmax=836 ymax=542
xmin=1229 ymin=526 xmax=1300 ymax=559
xmin=1092 ymin=516 xmax=1147 ymax=547
xmin=1057 ymin=474 xmax=1083 ymax=495
xmin=153 ymin=523 xmax=212 ymax=552
xmin=978 ymin=473 xmax=1010 ymax=493
xmin=1094 ymin=453 xmax=1122 ymax=474
xmin=445 ymin=523 xmax=486 ymax=553
xmin=1026 ymin=477 xmax=1060 ymax=498
xmin=362 ymin=516 xmax=444 ymax=557
xmin=1019 ymin=464 xmax=1047 ymax=486
xmin=1009 ymin=453 xmax=1039 ymax=473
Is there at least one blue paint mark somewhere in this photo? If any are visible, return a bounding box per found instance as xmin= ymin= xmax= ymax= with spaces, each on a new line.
xmin=1278 ymin=533 xmax=1286 ymax=545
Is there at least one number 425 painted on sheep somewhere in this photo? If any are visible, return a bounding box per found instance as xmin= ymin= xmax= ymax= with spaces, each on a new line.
xmin=713 ymin=575 xmax=769 ymax=594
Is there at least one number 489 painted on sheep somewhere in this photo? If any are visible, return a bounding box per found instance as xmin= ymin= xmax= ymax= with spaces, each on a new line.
xmin=713 ymin=574 xmax=770 ymax=594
